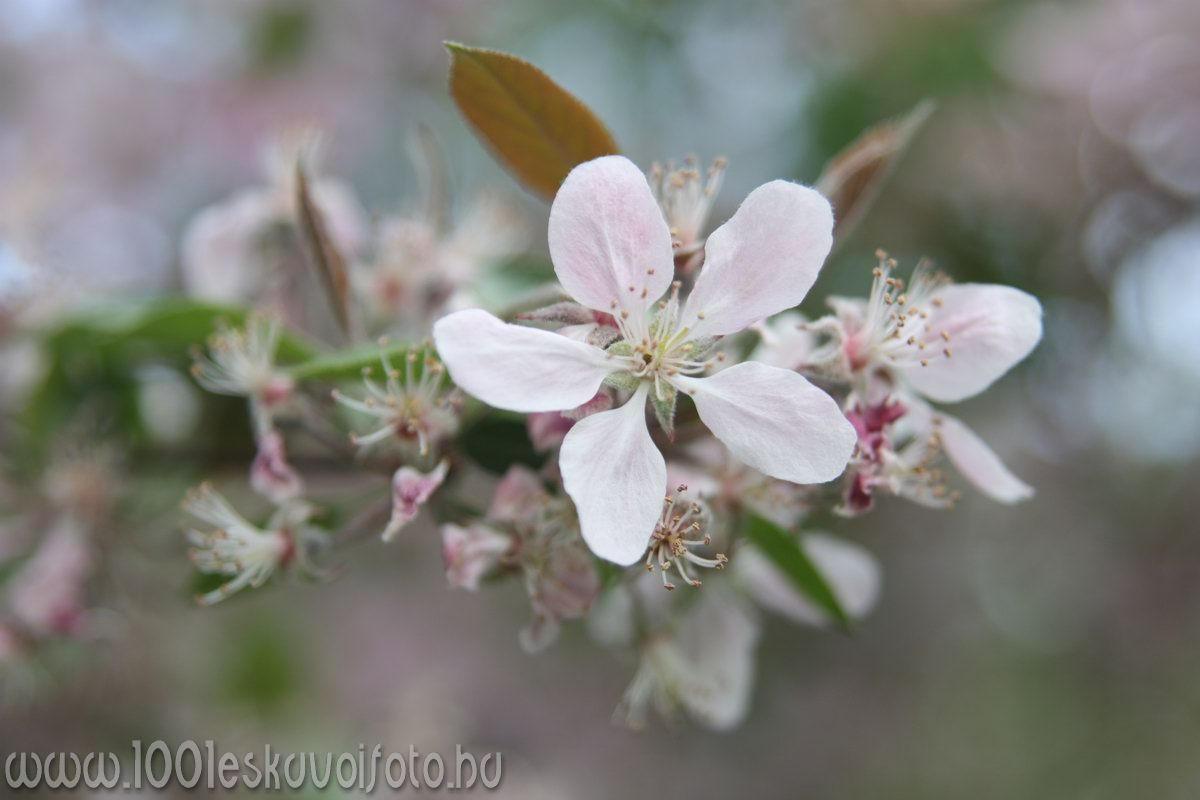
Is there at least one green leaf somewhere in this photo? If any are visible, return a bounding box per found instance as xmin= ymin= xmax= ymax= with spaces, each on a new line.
xmin=446 ymin=42 xmax=619 ymax=201
xmin=459 ymin=413 xmax=546 ymax=474
xmin=742 ymin=514 xmax=851 ymax=630
xmin=817 ymin=100 xmax=933 ymax=249
xmin=288 ymin=341 xmax=411 ymax=382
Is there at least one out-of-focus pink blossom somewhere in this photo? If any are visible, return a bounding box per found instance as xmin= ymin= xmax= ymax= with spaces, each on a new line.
xmin=382 ymin=461 xmax=449 ymax=542
xmin=8 ymin=516 xmax=92 ymax=637
xmin=441 ymin=523 xmax=512 ymax=592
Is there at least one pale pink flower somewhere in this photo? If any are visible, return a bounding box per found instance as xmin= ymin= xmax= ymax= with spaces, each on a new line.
xmin=191 ymin=315 xmax=295 ymax=436
xmin=382 ymin=460 xmax=449 ymax=541
xmin=332 ymin=344 xmax=460 ymax=459
xmin=250 ymin=430 xmax=304 ymax=505
xmin=647 ymin=156 xmax=727 ymax=265
xmin=766 ymin=252 xmax=1043 ymax=505
xmin=440 ymin=523 xmax=513 ymax=591
xmin=182 ymin=131 xmax=366 ymax=304
xmin=615 ymin=588 xmax=760 ymax=731
xmin=435 ymin=155 xmax=856 ymax=565
xmin=7 ymin=515 xmax=92 ymax=637
xmin=183 ymin=484 xmax=321 ymax=606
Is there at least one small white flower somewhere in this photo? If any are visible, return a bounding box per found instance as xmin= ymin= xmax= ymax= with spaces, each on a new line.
xmin=181 ymin=129 xmax=366 ymax=305
xmin=332 ymin=343 xmax=460 ymax=458
xmin=647 ymin=156 xmax=727 ymax=260
xmin=615 ymin=588 xmax=760 ymax=731
xmin=826 ymin=252 xmax=1043 ymax=404
xmin=435 ymin=155 xmax=856 ymax=566
xmin=182 ymin=483 xmax=319 ymax=606
xmin=382 ymin=460 xmax=449 ymax=541
xmin=191 ymin=315 xmax=295 ymax=436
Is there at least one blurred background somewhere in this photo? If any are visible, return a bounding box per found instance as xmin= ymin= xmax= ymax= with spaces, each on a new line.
xmin=2 ymin=0 xmax=1199 ymax=797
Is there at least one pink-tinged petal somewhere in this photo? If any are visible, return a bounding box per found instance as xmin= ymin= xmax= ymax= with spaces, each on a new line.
xmin=736 ymin=534 xmax=881 ymax=627
xmin=488 ymin=465 xmax=546 ymax=523
xmin=250 ymin=430 xmax=304 ymax=505
xmin=548 ymin=156 xmax=674 ymax=319
xmin=382 ymin=460 xmax=449 ymax=541
xmin=434 ymin=309 xmax=615 ymax=412
xmin=9 ymin=516 xmax=92 ymax=637
xmin=934 ymin=412 xmax=1035 ymax=503
xmin=673 ymin=362 xmax=856 ymax=485
xmin=559 ymin=386 xmax=665 ymax=565
xmin=681 ymin=181 xmax=833 ymax=337
xmin=896 ymin=284 xmax=1043 ymax=403
xmin=441 ymin=523 xmax=512 ymax=591
xmin=526 ymin=391 xmax=614 ymax=453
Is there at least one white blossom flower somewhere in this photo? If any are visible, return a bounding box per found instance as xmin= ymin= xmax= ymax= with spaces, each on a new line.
xmin=382 ymin=460 xmax=449 ymax=541
xmin=358 ymin=194 xmax=527 ymax=338
xmin=765 ymin=251 xmax=1043 ymax=505
xmin=332 ymin=343 xmax=460 ymax=459
xmin=191 ymin=315 xmax=295 ymax=436
xmin=181 ymin=129 xmax=366 ymax=304
xmin=825 ymin=252 xmax=1042 ymax=405
xmin=182 ymin=483 xmax=320 ymax=606
xmin=615 ymin=588 xmax=760 ymax=731
xmin=647 ymin=156 xmax=727 ymax=263
xmin=435 ymin=155 xmax=857 ymax=566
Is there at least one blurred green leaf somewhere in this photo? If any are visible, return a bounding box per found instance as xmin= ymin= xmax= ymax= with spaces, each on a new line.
xmin=459 ymin=413 xmax=545 ymax=474
xmin=217 ymin=617 xmax=307 ymax=716
xmin=249 ymin=4 xmax=313 ymax=72
xmin=14 ymin=300 xmax=315 ymax=472
xmin=742 ymin=514 xmax=850 ymax=630
xmin=288 ymin=341 xmax=412 ymax=382
xmin=446 ymin=42 xmax=620 ymax=201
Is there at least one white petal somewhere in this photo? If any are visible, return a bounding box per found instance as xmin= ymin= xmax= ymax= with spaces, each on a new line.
xmin=670 ymin=589 xmax=760 ymax=730
xmin=559 ymin=386 xmax=664 ymax=565
xmin=673 ymin=362 xmax=856 ymax=484
xmin=433 ymin=309 xmax=614 ymax=412
xmin=934 ymin=411 xmax=1035 ymax=503
xmin=681 ymin=181 xmax=833 ymax=337
xmin=897 ymin=284 xmax=1043 ymax=403
xmin=548 ymin=156 xmax=674 ymax=320
xmin=736 ymin=534 xmax=881 ymax=627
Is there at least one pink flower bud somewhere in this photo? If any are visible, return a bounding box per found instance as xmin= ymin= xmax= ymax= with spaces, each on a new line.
xmin=8 ymin=516 xmax=91 ymax=637
xmin=250 ymin=430 xmax=304 ymax=505
xmin=382 ymin=461 xmax=449 ymax=541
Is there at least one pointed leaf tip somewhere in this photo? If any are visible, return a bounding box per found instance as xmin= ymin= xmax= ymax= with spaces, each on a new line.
xmin=446 ymin=43 xmax=619 ymax=201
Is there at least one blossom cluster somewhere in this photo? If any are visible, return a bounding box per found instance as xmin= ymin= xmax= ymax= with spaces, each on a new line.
xmin=166 ymin=132 xmax=1041 ymax=730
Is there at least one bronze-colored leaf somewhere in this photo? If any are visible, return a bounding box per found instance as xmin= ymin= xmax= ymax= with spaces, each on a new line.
xmin=294 ymin=161 xmax=354 ymax=338
xmin=817 ymin=100 xmax=934 ymax=248
xmin=445 ymin=42 xmax=619 ymax=201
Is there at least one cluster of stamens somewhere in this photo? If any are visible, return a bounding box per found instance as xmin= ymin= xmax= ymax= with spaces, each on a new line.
xmin=183 ymin=483 xmax=295 ymax=606
xmin=648 ymin=156 xmax=727 ymax=254
xmin=885 ymin=428 xmax=961 ymax=509
xmin=607 ymin=282 xmax=722 ymax=401
xmin=332 ymin=340 xmax=460 ymax=457
xmin=646 ymin=485 xmax=727 ymax=590
xmin=857 ymin=251 xmax=954 ymax=370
